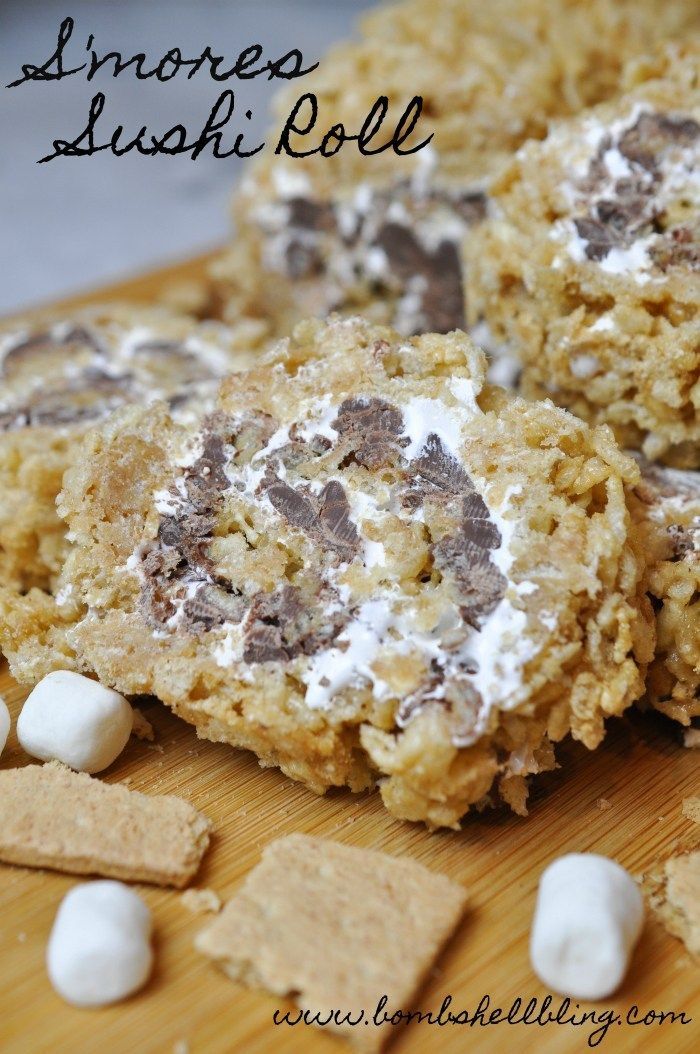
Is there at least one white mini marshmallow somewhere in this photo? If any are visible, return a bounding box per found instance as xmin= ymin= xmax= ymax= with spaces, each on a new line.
xmin=530 ymin=853 xmax=644 ymax=1000
xmin=47 ymin=881 xmax=153 ymax=1007
xmin=17 ymin=670 xmax=133 ymax=773
xmin=0 ymin=695 xmax=10 ymax=756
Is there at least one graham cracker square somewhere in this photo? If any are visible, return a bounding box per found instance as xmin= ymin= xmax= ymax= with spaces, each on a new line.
xmin=196 ymin=834 xmax=466 ymax=1051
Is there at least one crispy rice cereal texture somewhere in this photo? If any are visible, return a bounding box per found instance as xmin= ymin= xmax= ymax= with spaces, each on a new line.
xmin=630 ymin=457 xmax=700 ymax=724
xmin=0 ymin=319 xmax=654 ymax=828
xmin=467 ymin=46 xmax=700 ymax=467
xmin=206 ymin=0 xmax=700 ymax=348
xmin=196 ymin=835 xmax=467 ymax=1053
xmin=0 ymin=304 xmax=257 ymax=594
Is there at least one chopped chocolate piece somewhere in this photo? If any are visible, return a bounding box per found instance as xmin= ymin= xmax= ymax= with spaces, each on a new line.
xmin=243 ymin=584 xmax=346 ymax=663
xmin=264 ymin=477 xmax=359 ymax=559
xmin=285 ymin=240 xmax=325 ymax=280
xmin=138 ymin=416 xmax=239 ymax=631
xmin=258 ymin=178 xmax=480 ymax=335
xmin=0 ymin=324 xmax=105 ymax=377
xmin=421 ymin=239 xmax=466 ymax=333
xmin=318 ymin=480 xmax=359 ymax=556
xmin=396 ymin=666 xmax=484 ymax=745
xmin=455 ymin=190 xmax=489 ymax=225
xmin=619 ymin=112 xmax=700 ymax=171
xmin=413 ymin=433 xmax=474 ymax=495
xmin=0 ymin=367 xmax=136 ymax=433
xmin=574 ymin=211 xmax=639 ymax=262
xmin=433 ymin=533 xmax=506 ymax=628
xmin=243 ymin=586 xmax=304 ymax=663
xmin=182 ymin=585 xmax=247 ymax=632
xmin=286 ymin=197 xmax=337 ymax=232
xmin=374 ymin=225 xmax=465 ymax=332
xmin=375 ymin=222 xmax=431 ymax=282
xmin=459 ymin=506 xmax=502 ymax=550
xmin=332 ymin=396 xmax=406 ymax=470
xmin=570 ymin=110 xmax=700 ymax=264
xmin=133 ymin=339 xmax=191 ymax=357
xmin=667 ymin=523 xmax=696 ymax=559
xmin=265 ymin=479 xmax=319 ymax=535
xmin=650 ymin=224 xmax=700 ymax=272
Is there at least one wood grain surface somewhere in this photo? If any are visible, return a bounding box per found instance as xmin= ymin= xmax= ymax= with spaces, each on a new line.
xmin=0 ymin=262 xmax=698 ymax=1054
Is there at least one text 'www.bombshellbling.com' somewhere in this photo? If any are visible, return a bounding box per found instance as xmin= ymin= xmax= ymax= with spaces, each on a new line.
xmin=272 ymin=993 xmax=693 ymax=1048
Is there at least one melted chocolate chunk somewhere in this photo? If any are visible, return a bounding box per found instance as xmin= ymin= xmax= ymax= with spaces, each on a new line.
xmin=332 ymin=396 xmax=407 ymax=470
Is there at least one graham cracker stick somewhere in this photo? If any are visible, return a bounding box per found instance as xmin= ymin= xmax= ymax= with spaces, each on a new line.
xmin=0 ymin=762 xmax=211 ymax=888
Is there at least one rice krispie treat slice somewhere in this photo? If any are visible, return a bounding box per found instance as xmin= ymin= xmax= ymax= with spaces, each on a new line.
xmin=206 ymin=0 xmax=700 ymax=351
xmin=0 ymin=305 xmax=257 ymax=592
xmin=0 ymin=318 xmax=654 ymax=827
xmin=630 ymin=456 xmax=700 ymax=725
xmin=467 ymin=46 xmax=700 ymax=467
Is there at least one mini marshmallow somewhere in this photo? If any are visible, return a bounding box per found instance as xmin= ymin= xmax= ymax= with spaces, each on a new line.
xmin=47 ymin=881 xmax=153 ymax=1007
xmin=0 ymin=695 xmax=10 ymax=756
xmin=17 ymin=671 xmax=133 ymax=773
xmin=530 ymin=853 xmax=644 ymax=1000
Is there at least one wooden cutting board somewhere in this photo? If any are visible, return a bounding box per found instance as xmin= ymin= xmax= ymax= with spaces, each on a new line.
xmin=0 ymin=260 xmax=698 ymax=1054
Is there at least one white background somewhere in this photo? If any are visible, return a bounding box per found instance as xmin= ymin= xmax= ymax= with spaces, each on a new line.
xmin=0 ymin=0 xmax=375 ymax=314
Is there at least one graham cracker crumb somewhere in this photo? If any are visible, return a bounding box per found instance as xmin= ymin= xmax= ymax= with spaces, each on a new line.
xmin=131 ymin=708 xmax=155 ymax=741
xmin=195 ymin=834 xmax=466 ymax=1053
xmin=181 ymin=887 xmax=222 ymax=915
xmin=683 ymin=729 xmax=700 ymax=749
xmin=642 ymin=851 xmax=700 ymax=960
xmin=0 ymin=762 xmax=211 ymax=888
xmin=681 ymin=797 xmax=700 ymax=824
xmin=596 ymin=797 xmax=612 ymax=811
